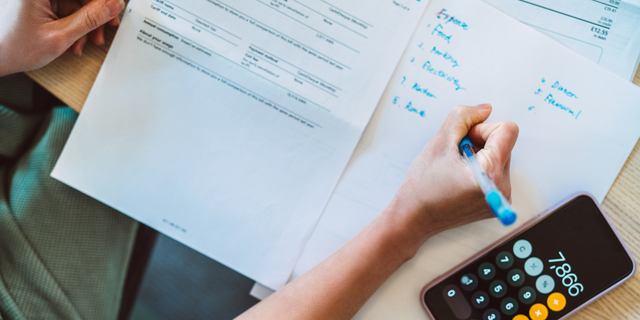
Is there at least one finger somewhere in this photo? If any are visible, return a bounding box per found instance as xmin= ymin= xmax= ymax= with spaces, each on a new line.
xmin=71 ymin=35 xmax=88 ymax=55
xmin=108 ymin=15 xmax=120 ymax=26
xmin=50 ymin=0 xmax=124 ymax=47
xmin=51 ymin=0 xmax=59 ymax=14
xmin=437 ymin=104 xmax=493 ymax=146
xmin=469 ymin=120 xmax=519 ymax=182
xmin=500 ymin=157 xmax=513 ymax=201
xmin=55 ymin=0 xmax=81 ymax=18
xmin=90 ymin=25 xmax=105 ymax=45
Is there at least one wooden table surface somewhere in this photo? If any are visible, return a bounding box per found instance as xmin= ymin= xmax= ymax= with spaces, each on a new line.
xmin=26 ymin=24 xmax=640 ymax=319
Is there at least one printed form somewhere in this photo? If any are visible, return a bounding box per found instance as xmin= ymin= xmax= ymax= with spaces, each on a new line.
xmin=289 ymin=0 xmax=640 ymax=318
xmin=484 ymin=0 xmax=640 ymax=80
xmin=51 ymin=0 xmax=429 ymax=289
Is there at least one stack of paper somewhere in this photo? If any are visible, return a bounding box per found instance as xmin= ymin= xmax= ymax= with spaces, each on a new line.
xmin=52 ymin=1 xmax=640 ymax=317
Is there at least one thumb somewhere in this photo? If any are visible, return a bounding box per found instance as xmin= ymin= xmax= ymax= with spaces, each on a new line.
xmin=438 ymin=104 xmax=493 ymax=145
xmin=52 ymin=0 xmax=124 ymax=47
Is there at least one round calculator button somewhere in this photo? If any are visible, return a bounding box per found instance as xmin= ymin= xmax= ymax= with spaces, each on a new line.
xmin=536 ymin=275 xmax=555 ymax=294
xmin=442 ymin=284 xmax=472 ymax=319
xmin=478 ymin=262 xmax=496 ymax=280
xmin=495 ymin=251 xmax=514 ymax=269
xmin=519 ymin=286 xmax=537 ymax=305
xmin=525 ymin=257 xmax=544 ymax=277
xmin=489 ymin=280 xmax=507 ymax=298
xmin=501 ymin=297 xmax=519 ymax=316
xmin=507 ymin=269 xmax=526 ymax=287
xmin=547 ymin=292 xmax=566 ymax=312
xmin=483 ymin=308 xmax=501 ymax=320
xmin=460 ymin=274 xmax=478 ymax=291
xmin=529 ymin=303 xmax=549 ymax=320
xmin=471 ymin=291 xmax=490 ymax=309
xmin=512 ymin=315 xmax=529 ymax=320
xmin=513 ymin=239 xmax=532 ymax=259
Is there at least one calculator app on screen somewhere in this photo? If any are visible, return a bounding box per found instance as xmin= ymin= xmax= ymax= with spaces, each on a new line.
xmin=422 ymin=195 xmax=634 ymax=320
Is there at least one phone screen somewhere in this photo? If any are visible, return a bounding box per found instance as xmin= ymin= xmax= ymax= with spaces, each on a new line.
xmin=423 ymin=195 xmax=634 ymax=320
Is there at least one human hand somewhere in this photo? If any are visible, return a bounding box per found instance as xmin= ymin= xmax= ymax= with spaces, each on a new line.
xmin=385 ymin=104 xmax=519 ymax=249
xmin=0 ymin=0 xmax=125 ymax=77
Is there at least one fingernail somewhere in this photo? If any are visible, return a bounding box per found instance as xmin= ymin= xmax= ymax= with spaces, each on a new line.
xmin=78 ymin=49 xmax=83 ymax=56
xmin=477 ymin=103 xmax=492 ymax=109
xmin=106 ymin=0 xmax=125 ymax=16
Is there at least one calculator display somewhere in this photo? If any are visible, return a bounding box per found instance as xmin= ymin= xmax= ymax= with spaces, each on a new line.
xmin=423 ymin=195 xmax=634 ymax=320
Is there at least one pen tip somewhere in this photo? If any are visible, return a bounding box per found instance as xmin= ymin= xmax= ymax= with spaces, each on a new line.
xmin=500 ymin=210 xmax=517 ymax=226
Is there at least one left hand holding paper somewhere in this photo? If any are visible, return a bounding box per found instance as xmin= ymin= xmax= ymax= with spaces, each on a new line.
xmin=0 ymin=0 xmax=125 ymax=77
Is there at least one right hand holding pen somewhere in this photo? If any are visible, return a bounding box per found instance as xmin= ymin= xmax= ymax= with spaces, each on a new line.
xmin=384 ymin=104 xmax=519 ymax=252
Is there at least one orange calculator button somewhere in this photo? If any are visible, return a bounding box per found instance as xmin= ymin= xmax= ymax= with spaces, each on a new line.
xmin=547 ymin=292 xmax=567 ymax=312
xmin=529 ymin=303 xmax=548 ymax=320
xmin=513 ymin=315 xmax=529 ymax=320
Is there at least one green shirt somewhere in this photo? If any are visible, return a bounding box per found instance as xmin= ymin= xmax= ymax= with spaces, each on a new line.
xmin=0 ymin=82 xmax=137 ymax=319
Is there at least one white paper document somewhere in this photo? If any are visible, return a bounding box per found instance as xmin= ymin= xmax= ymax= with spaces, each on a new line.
xmin=290 ymin=0 xmax=640 ymax=318
xmin=484 ymin=0 xmax=640 ymax=81
xmin=51 ymin=0 xmax=429 ymax=289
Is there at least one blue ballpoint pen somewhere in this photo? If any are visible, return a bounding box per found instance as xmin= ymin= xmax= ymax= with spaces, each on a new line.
xmin=459 ymin=137 xmax=517 ymax=226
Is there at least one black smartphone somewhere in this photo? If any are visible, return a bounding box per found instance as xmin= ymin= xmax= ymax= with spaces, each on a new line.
xmin=421 ymin=193 xmax=635 ymax=320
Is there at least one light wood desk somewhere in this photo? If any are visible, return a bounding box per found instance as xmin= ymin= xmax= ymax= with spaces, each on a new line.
xmin=26 ymin=24 xmax=640 ymax=319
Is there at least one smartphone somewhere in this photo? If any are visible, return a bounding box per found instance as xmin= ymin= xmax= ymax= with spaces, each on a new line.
xmin=421 ymin=193 xmax=635 ymax=320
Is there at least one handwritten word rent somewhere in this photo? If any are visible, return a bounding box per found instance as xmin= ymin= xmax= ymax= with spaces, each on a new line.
xmin=392 ymin=97 xmax=427 ymax=118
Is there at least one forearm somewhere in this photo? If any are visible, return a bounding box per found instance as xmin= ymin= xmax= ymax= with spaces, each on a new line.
xmin=237 ymin=105 xmax=518 ymax=319
xmin=237 ymin=201 xmax=430 ymax=320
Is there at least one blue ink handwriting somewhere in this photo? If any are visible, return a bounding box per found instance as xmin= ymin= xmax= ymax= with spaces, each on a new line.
xmin=403 ymin=101 xmax=427 ymax=117
xmin=532 ymin=78 xmax=581 ymax=119
xmin=436 ymin=9 xmax=469 ymax=30
xmin=544 ymin=93 xmax=582 ymax=119
xmin=551 ymin=81 xmax=578 ymax=99
xmin=430 ymin=46 xmax=459 ymax=68
xmin=392 ymin=98 xmax=427 ymax=118
xmin=412 ymin=82 xmax=437 ymax=98
xmin=431 ymin=24 xmax=452 ymax=43
xmin=422 ymin=61 xmax=466 ymax=91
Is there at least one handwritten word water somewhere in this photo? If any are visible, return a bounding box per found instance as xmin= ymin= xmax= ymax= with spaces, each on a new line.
xmin=412 ymin=82 xmax=437 ymax=98
xmin=551 ymin=81 xmax=578 ymax=99
xmin=531 ymin=78 xmax=582 ymax=119
xmin=422 ymin=61 xmax=465 ymax=91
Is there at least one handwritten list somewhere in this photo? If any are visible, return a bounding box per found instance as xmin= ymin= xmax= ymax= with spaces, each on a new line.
xmin=392 ymin=8 xmax=472 ymax=119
